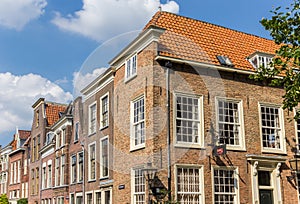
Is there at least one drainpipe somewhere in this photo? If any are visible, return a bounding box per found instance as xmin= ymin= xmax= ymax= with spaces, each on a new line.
xmin=165 ymin=61 xmax=172 ymax=201
xmin=80 ymin=141 xmax=85 ymax=204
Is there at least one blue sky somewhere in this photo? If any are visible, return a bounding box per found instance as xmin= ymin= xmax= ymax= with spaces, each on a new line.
xmin=0 ymin=0 xmax=290 ymax=146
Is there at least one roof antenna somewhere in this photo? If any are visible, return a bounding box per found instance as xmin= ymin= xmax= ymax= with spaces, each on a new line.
xmin=158 ymin=4 xmax=162 ymax=12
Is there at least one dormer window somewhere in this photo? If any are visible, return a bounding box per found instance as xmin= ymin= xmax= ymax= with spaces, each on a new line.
xmin=249 ymin=52 xmax=274 ymax=69
xmin=125 ymin=54 xmax=137 ymax=80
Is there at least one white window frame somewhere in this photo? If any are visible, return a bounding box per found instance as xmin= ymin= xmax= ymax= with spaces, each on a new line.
xmin=259 ymin=103 xmax=286 ymax=154
xmin=175 ymin=164 xmax=205 ymax=203
xmin=75 ymin=192 xmax=83 ymax=204
xmin=100 ymin=93 xmax=109 ymax=129
xmin=85 ymin=191 xmax=93 ymax=204
xmin=60 ymin=155 xmax=65 ymax=185
xmin=71 ymin=154 xmax=77 ymax=184
xmin=100 ymin=136 xmax=109 ymax=179
xmin=130 ymin=95 xmax=146 ymax=151
xmin=216 ymin=97 xmax=245 ymax=150
xmin=55 ymin=157 xmax=59 ymax=187
xmin=131 ymin=168 xmax=145 ymax=204
xmin=212 ymin=166 xmax=240 ymax=204
xmin=174 ymin=92 xmax=204 ymax=148
xmin=294 ymin=109 xmax=300 ymax=152
xmin=48 ymin=164 xmax=52 ymax=188
xmin=125 ymin=54 xmax=137 ymax=81
xmin=94 ymin=189 xmax=112 ymax=204
xmin=89 ymin=102 xmax=97 ymax=135
xmin=78 ymin=151 xmax=84 ymax=182
xmin=70 ymin=193 xmax=75 ymax=204
xmin=249 ymin=53 xmax=273 ymax=69
xmin=88 ymin=142 xmax=96 ymax=181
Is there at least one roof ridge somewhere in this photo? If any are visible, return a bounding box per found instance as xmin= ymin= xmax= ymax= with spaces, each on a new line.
xmin=151 ymin=11 xmax=274 ymax=42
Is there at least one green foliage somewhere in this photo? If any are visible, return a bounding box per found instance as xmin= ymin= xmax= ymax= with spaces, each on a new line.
xmin=251 ymin=0 xmax=300 ymax=119
xmin=0 ymin=194 xmax=9 ymax=204
xmin=17 ymin=198 xmax=28 ymax=204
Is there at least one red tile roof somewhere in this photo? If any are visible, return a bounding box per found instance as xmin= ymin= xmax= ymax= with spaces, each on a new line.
xmin=45 ymin=103 xmax=67 ymax=127
xmin=18 ymin=130 xmax=31 ymax=140
xmin=144 ymin=11 xmax=281 ymax=71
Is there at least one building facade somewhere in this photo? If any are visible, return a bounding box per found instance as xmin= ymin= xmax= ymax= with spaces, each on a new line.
xmin=8 ymin=128 xmax=30 ymax=204
xmin=2 ymin=11 xmax=300 ymax=204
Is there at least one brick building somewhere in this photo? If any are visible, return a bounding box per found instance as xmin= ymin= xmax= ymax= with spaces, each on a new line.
xmin=109 ymin=11 xmax=300 ymax=204
xmin=0 ymin=144 xmax=12 ymax=196
xmin=68 ymin=97 xmax=84 ymax=204
xmin=7 ymin=128 xmax=30 ymax=204
xmin=29 ymin=98 xmax=67 ymax=204
xmin=80 ymin=68 xmax=114 ymax=204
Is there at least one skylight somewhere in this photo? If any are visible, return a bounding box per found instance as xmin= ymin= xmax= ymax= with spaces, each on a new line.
xmin=216 ymin=55 xmax=234 ymax=67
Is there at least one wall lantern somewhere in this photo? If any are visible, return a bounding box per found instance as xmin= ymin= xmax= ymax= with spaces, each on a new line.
xmin=288 ymin=157 xmax=300 ymax=185
xmin=142 ymin=166 xmax=166 ymax=203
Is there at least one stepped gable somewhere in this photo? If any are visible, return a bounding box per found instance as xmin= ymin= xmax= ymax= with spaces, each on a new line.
xmin=144 ymin=11 xmax=281 ymax=71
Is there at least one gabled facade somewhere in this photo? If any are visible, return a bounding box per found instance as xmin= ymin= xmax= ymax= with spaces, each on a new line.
xmin=29 ymin=98 xmax=67 ymax=204
xmin=109 ymin=11 xmax=299 ymax=204
xmin=7 ymin=128 xmax=31 ymax=204
xmin=0 ymin=144 xmax=12 ymax=196
xmin=81 ymin=68 xmax=114 ymax=204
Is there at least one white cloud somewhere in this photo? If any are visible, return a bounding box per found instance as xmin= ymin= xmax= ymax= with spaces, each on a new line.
xmin=0 ymin=0 xmax=47 ymax=30
xmin=52 ymin=0 xmax=179 ymax=41
xmin=0 ymin=72 xmax=73 ymax=135
xmin=73 ymin=68 xmax=107 ymax=97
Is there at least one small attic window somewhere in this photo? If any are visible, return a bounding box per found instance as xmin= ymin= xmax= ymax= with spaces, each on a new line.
xmin=248 ymin=52 xmax=273 ymax=69
xmin=217 ymin=55 xmax=234 ymax=67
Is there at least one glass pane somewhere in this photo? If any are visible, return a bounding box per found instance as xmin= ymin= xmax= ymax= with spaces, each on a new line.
xmin=258 ymin=171 xmax=271 ymax=186
xmin=259 ymin=189 xmax=273 ymax=204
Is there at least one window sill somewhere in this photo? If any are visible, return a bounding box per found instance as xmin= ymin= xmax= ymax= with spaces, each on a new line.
xmin=262 ymin=148 xmax=287 ymax=155
xmin=88 ymin=179 xmax=96 ymax=183
xmin=130 ymin=145 xmax=145 ymax=152
xmin=74 ymin=140 xmax=79 ymax=144
xmin=88 ymin=132 xmax=96 ymax=137
xmin=100 ymin=176 xmax=109 ymax=180
xmin=124 ymin=74 xmax=137 ymax=84
xmin=99 ymin=125 xmax=109 ymax=131
xmin=174 ymin=143 xmax=204 ymax=149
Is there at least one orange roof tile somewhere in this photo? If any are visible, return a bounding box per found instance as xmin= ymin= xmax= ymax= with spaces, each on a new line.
xmin=45 ymin=103 xmax=67 ymax=127
xmin=144 ymin=12 xmax=281 ymax=71
xmin=18 ymin=130 xmax=31 ymax=140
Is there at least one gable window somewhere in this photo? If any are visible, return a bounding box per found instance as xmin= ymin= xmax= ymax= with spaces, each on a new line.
xmin=125 ymin=54 xmax=137 ymax=80
xmin=36 ymin=110 xmax=39 ymax=127
xmin=259 ymin=103 xmax=285 ymax=153
xmin=213 ymin=168 xmax=239 ymax=204
xmin=100 ymin=94 xmax=109 ymax=129
xmin=216 ymin=98 xmax=245 ymax=150
xmin=74 ymin=122 xmax=79 ymax=142
xmin=131 ymin=96 xmax=145 ymax=150
xmin=175 ymin=93 xmax=203 ymax=147
xmin=88 ymin=143 xmax=96 ymax=181
xmin=131 ymin=168 xmax=145 ymax=204
xmin=100 ymin=137 xmax=109 ymax=178
xmin=89 ymin=103 xmax=97 ymax=135
xmin=176 ymin=166 xmax=204 ymax=203
xmin=249 ymin=52 xmax=273 ymax=69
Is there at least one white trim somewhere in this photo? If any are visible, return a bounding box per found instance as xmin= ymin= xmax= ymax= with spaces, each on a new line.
xmin=83 ymin=75 xmax=114 ymax=101
xmin=174 ymin=164 xmax=205 ymax=203
xmin=100 ymin=136 xmax=109 ymax=179
xmin=85 ymin=191 xmax=93 ymax=204
xmin=124 ymin=54 xmax=137 ymax=82
xmin=109 ymin=27 xmax=165 ymax=68
xmin=130 ymin=95 xmax=146 ymax=151
xmin=215 ymin=97 xmax=246 ymax=151
xmin=94 ymin=189 xmax=112 ymax=204
xmin=211 ymin=166 xmax=240 ymax=204
xmin=258 ymin=102 xmax=286 ymax=154
xmin=100 ymin=92 xmax=110 ymax=129
xmin=88 ymin=142 xmax=97 ymax=181
xmin=173 ymin=92 xmax=204 ymax=148
xmin=131 ymin=168 xmax=146 ymax=204
xmin=88 ymin=102 xmax=97 ymax=136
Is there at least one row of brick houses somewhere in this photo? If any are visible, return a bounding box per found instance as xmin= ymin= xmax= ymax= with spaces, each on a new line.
xmin=1 ymin=11 xmax=300 ymax=204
